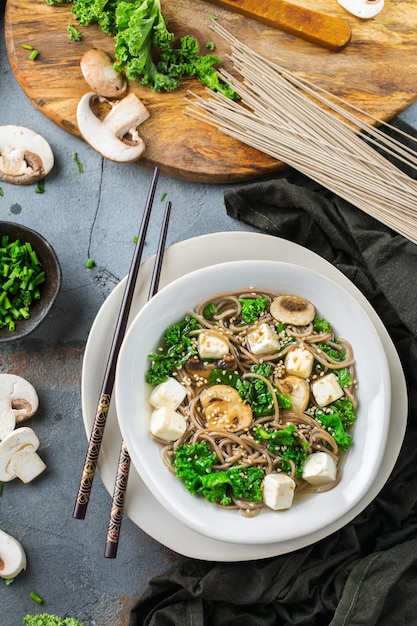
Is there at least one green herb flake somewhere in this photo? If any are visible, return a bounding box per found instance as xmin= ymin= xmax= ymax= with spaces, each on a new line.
xmin=35 ymin=179 xmax=45 ymax=193
xmin=68 ymin=23 xmax=82 ymax=41
xmin=85 ymin=258 xmax=95 ymax=268
xmin=29 ymin=49 xmax=40 ymax=61
xmin=72 ymin=152 xmax=84 ymax=173
xmin=0 ymin=188 xmax=3 ymax=197
xmin=30 ymin=591 xmax=43 ymax=604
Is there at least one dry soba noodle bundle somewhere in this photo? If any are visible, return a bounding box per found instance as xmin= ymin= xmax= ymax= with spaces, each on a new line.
xmin=145 ymin=290 xmax=358 ymax=517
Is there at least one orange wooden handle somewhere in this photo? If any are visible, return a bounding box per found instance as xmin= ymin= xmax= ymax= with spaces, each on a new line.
xmin=207 ymin=0 xmax=352 ymax=51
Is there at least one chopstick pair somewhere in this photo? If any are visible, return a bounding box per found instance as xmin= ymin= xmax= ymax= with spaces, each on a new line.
xmin=73 ymin=167 xmax=171 ymax=548
xmin=104 ymin=201 xmax=171 ymax=558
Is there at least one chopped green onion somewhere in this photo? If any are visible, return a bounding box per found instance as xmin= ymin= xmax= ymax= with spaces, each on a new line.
xmin=5 ymin=578 xmax=14 ymax=585
xmin=0 ymin=236 xmax=46 ymax=332
xmin=72 ymin=152 xmax=84 ymax=173
xmin=85 ymin=258 xmax=95 ymax=268
xmin=132 ymin=235 xmax=138 ymax=243
xmin=160 ymin=192 xmax=167 ymax=202
xmin=20 ymin=43 xmax=34 ymax=50
xmin=35 ymin=179 xmax=45 ymax=193
xmin=0 ymin=482 xmax=3 ymax=496
xmin=0 ymin=187 xmax=4 ymax=197
xmin=29 ymin=49 xmax=39 ymax=61
xmin=30 ymin=591 xmax=43 ymax=604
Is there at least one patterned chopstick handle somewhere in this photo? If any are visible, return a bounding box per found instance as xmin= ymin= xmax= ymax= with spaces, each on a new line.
xmin=73 ymin=393 xmax=111 ymax=519
xmin=104 ymin=440 xmax=131 ymax=558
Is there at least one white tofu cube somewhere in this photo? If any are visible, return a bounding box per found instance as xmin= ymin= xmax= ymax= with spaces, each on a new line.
xmin=198 ymin=332 xmax=230 ymax=360
xmin=149 ymin=407 xmax=187 ymax=442
xmin=149 ymin=377 xmax=187 ymax=410
xmin=284 ymin=346 xmax=314 ymax=379
xmin=311 ymin=372 xmax=344 ymax=407
xmin=247 ymin=323 xmax=280 ymax=355
xmin=302 ymin=452 xmax=337 ymax=485
xmin=262 ymin=473 xmax=296 ymax=510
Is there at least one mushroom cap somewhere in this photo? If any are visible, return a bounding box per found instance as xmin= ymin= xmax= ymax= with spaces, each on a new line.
xmin=76 ymin=92 xmax=149 ymax=163
xmin=0 ymin=373 xmax=39 ymax=440
xmin=270 ymin=294 xmax=315 ymax=326
xmin=80 ymin=48 xmax=128 ymax=98
xmin=0 ymin=125 xmax=54 ymax=185
xmin=0 ymin=529 xmax=27 ymax=579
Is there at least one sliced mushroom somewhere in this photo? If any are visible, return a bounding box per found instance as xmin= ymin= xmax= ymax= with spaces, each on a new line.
xmin=76 ymin=92 xmax=150 ymax=163
xmin=80 ymin=48 xmax=128 ymax=99
xmin=0 ymin=374 xmax=39 ymax=441
xmin=270 ymin=295 xmax=315 ymax=326
xmin=277 ymin=376 xmax=310 ymax=413
xmin=0 ymin=125 xmax=54 ymax=185
xmin=200 ymin=384 xmax=253 ymax=432
xmin=0 ymin=426 xmax=46 ymax=483
xmin=185 ymin=354 xmax=237 ymax=380
xmin=337 ymin=0 xmax=384 ymax=19
xmin=0 ymin=529 xmax=27 ymax=579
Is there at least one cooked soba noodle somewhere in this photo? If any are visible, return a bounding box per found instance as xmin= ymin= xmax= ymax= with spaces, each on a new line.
xmin=146 ymin=290 xmax=358 ymax=517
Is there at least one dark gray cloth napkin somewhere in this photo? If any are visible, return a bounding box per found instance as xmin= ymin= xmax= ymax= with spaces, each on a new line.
xmin=130 ymin=119 xmax=417 ymax=626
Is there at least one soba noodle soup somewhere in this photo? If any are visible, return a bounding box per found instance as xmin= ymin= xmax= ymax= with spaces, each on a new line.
xmin=145 ymin=290 xmax=358 ymax=517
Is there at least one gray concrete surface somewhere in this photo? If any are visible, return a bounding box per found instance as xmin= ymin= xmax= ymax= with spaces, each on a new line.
xmin=2 ymin=2 xmax=417 ymax=624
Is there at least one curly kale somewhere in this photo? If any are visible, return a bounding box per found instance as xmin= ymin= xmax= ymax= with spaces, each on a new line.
xmin=255 ymin=423 xmax=308 ymax=478
xmin=145 ymin=315 xmax=202 ymax=385
xmin=310 ymin=398 xmax=357 ymax=452
xmin=239 ymin=296 xmax=269 ymax=324
xmin=209 ymin=362 xmax=292 ymax=417
xmin=24 ymin=615 xmax=84 ymax=626
xmin=173 ymin=441 xmax=264 ymax=506
xmin=46 ymin=0 xmax=238 ymax=96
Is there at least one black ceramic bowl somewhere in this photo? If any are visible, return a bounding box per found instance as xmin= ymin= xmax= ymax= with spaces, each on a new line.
xmin=0 ymin=221 xmax=62 ymax=342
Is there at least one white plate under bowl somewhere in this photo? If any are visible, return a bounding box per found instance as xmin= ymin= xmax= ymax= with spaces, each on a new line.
xmin=115 ymin=259 xmax=390 ymax=546
xmin=81 ymin=232 xmax=406 ymax=560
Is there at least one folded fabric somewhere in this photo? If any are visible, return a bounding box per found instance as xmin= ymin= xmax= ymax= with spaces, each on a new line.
xmin=130 ymin=119 xmax=417 ymax=626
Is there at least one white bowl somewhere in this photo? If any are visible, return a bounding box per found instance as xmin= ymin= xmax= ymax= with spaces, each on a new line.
xmin=115 ymin=260 xmax=390 ymax=545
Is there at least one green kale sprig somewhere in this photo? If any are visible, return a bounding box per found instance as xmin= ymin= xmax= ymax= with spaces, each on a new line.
xmin=255 ymin=423 xmax=308 ymax=478
xmin=145 ymin=315 xmax=202 ymax=385
xmin=209 ymin=363 xmax=292 ymax=417
xmin=173 ymin=441 xmax=264 ymax=506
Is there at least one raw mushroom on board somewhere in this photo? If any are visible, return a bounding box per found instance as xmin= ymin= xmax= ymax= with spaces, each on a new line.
xmin=76 ymin=92 xmax=150 ymax=162
xmin=80 ymin=48 xmax=128 ymax=99
xmin=0 ymin=373 xmax=39 ymax=440
xmin=0 ymin=125 xmax=54 ymax=185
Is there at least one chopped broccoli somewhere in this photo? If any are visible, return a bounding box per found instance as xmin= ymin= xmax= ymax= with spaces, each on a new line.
xmin=209 ymin=363 xmax=292 ymax=416
xmin=23 ymin=615 xmax=84 ymax=626
xmin=145 ymin=315 xmax=202 ymax=384
xmin=239 ymin=296 xmax=269 ymax=324
xmin=255 ymin=423 xmax=308 ymax=478
xmin=173 ymin=441 xmax=264 ymax=505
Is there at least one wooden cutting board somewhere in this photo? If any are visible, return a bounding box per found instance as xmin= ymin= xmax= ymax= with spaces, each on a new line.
xmin=5 ymin=0 xmax=417 ymax=182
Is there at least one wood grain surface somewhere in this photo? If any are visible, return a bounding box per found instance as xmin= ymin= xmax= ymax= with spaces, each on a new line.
xmin=5 ymin=0 xmax=417 ymax=182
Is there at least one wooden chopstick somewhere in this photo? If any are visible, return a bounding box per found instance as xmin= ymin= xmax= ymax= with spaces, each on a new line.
xmin=73 ymin=167 xmax=160 ymax=521
xmin=104 ymin=200 xmax=172 ymax=558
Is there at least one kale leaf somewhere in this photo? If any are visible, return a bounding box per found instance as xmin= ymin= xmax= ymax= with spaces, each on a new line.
xmin=255 ymin=423 xmax=308 ymax=478
xmin=239 ymin=296 xmax=269 ymax=324
xmin=145 ymin=315 xmax=201 ymax=385
xmin=209 ymin=362 xmax=292 ymax=416
xmin=173 ymin=441 xmax=264 ymax=506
